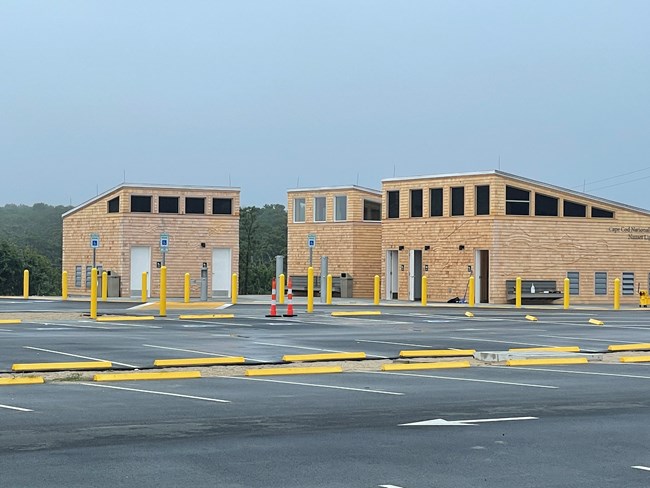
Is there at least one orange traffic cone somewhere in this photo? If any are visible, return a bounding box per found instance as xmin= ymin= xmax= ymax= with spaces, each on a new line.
xmin=266 ymin=278 xmax=281 ymax=317
xmin=284 ymin=277 xmax=297 ymax=317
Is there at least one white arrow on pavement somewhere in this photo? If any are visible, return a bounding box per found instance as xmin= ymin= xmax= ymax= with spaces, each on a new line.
xmin=400 ymin=416 xmax=538 ymax=426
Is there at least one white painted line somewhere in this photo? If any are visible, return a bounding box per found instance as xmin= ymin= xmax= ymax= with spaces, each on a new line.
xmin=401 ymin=416 xmax=538 ymax=426
xmin=379 ymin=485 xmax=405 ymax=488
xmin=448 ymin=336 xmax=552 ymax=347
xmin=36 ymin=328 xmax=69 ymax=331
xmin=183 ymin=319 xmax=252 ymax=327
xmin=93 ymin=321 xmax=162 ymax=329
xmin=356 ymin=339 xmax=433 ymax=348
xmin=79 ymin=382 xmax=231 ymax=403
xmin=141 ymin=343 xmax=266 ymax=363
xmin=632 ymin=466 xmax=650 ymax=472
xmin=220 ymin=376 xmax=404 ymax=395
xmin=365 ymin=371 xmax=558 ymax=389
xmin=539 ymin=334 xmax=631 ymax=343
xmin=253 ymin=341 xmax=388 ymax=359
xmin=44 ymin=322 xmax=113 ymax=330
xmin=487 ymin=365 xmax=650 ymax=380
xmin=0 ymin=403 xmax=33 ymax=412
xmin=23 ymin=346 xmax=139 ymax=368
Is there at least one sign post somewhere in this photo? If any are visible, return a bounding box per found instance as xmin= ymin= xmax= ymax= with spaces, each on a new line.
xmin=90 ymin=233 xmax=100 ymax=268
xmin=307 ymin=234 xmax=316 ymax=267
xmin=160 ymin=233 xmax=169 ymax=266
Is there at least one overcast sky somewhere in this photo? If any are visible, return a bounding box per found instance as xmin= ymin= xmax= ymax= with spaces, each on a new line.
xmin=1 ymin=1 xmax=649 ymax=209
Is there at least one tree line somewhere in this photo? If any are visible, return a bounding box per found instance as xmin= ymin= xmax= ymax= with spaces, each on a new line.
xmin=0 ymin=202 xmax=287 ymax=296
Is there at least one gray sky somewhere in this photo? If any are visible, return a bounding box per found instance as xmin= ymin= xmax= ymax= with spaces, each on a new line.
xmin=1 ymin=1 xmax=649 ymax=209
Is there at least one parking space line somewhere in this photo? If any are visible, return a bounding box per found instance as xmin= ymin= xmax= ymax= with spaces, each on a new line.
xmin=253 ymin=341 xmax=388 ymax=359
xmin=356 ymin=339 xmax=433 ymax=348
xmin=23 ymin=346 xmax=139 ymax=368
xmin=632 ymin=466 xmax=650 ymax=472
xmin=486 ymin=365 xmax=650 ymax=380
xmin=183 ymin=319 xmax=252 ymax=327
xmin=448 ymin=337 xmax=550 ymax=347
xmin=0 ymin=403 xmax=33 ymax=412
xmin=142 ymin=344 xmax=267 ymax=363
xmin=364 ymin=371 xmax=558 ymax=389
xmin=39 ymin=322 xmax=113 ymax=330
xmin=540 ymin=334 xmax=639 ymax=343
xmin=219 ymin=376 xmax=404 ymax=395
xmin=79 ymin=382 xmax=230 ymax=403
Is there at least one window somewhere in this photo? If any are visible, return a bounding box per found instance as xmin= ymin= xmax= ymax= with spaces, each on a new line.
xmin=159 ymin=196 xmax=179 ymax=214
xmin=314 ymin=197 xmax=326 ymax=222
xmin=212 ymin=198 xmax=232 ymax=215
xmin=429 ymin=188 xmax=443 ymax=217
xmin=387 ymin=191 xmax=400 ymax=218
xmin=595 ymin=272 xmax=607 ymax=295
xmin=567 ymin=271 xmax=579 ymax=295
xmin=410 ymin=189 xmax=423 ymax=218
xmin=335 ymin=196 xmax=347 ymax=221
xmin=85 ymin=265 xmax=92 ymax=288
xmin=475 ymin=185 xmax=490 ymax=216
xmin=622 ymin=272 xmax=635 ymax=295
xmin=451 ymin=187 xmax=464 ymax=216
xmin=293 ymin=198 xmax=306 ymax=222
xmin=75 ymin=266 xmax=82 ymax=288
xmin=564 ymin=200 xmax=586 ymax=217
xmin=363 ymin=200 xmax=381 ymax=221
xmin=107 ymin=197 xmax=119 ymax=213
xmin=185 ymin=197 xmax=205 ymax=214
xmin=535 ymin=193 xmax=558 ymax=216
xmin=505 ymin=186 xmax=530 ymax=215
xmin=131 ymin=195 xmax=152 ymax=213
xmin=591 ymin=207 xmax=614 ymax=218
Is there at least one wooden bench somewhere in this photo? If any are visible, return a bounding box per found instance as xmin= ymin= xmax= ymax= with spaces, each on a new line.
xmin=290 ymin=275 xmax=342 ymax=296
xmin=506 ymin=280 xmax=563 ymax=303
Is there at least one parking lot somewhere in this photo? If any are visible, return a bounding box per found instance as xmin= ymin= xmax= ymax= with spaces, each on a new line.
xmin=1 ymin=299 xmax=650 ymax=487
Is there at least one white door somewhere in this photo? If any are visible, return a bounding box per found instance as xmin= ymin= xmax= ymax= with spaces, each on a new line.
xmin=386 ymin=250 xmax=399 ymax=300
xmin=130 ymin=246 xmax=151 ymax=297
xmin=212 ymin=248 xmax=232 ymax=297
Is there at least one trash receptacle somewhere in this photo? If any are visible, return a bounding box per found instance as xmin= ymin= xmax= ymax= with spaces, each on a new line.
xmin=107 ymin=275 xmax=121 ymax=297
xmin=340 ymin=273 xmax=353 ymax=298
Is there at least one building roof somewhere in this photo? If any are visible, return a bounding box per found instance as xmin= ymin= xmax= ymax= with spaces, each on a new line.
xmin=382 ymin=169 xmax=650 ymax=216
xmin=287 ymin=184 xmax=381 ymax=196
xmin=62 ymin=183 xmax=240 ymax=218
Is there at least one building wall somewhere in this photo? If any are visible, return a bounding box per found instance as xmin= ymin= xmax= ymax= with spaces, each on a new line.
xmin=381 ymin=173 xmax=650 ymax=304
xmin=63 ymin=186 xmax=239 ymax=298
xmin=287 ymin=187 xmax=382 ymax=297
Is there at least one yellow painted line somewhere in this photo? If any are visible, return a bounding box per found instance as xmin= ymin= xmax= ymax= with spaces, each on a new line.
xmin=608 ymin=343 xmax=650 ymax=352
xmin=620 ymin=356 xmax=650 ymax=363
xmin=179 ymin=314 xmax=235 ymax=320
xmin=94 ymin=371 xmax=201 ymax=382
xmin=588 ymin=318 xmax=604 ymax=326
xmin=331 ymin=311 xmax=381 ymax=317
xmin=154 ymin=357 xmax=245 ymax=367
xmin=0 ymin=377 xmax=44 ymax=386
xmin=246 ymin=366 xmax=343 ymax=376
xmin=140 ymin=301 xmax=226 ymax=310
xmin=525 ymin=314 xmax=538 ymax=321
xmin=382 ymin=361 xmax=471 ymax=371
xmin=0 ymin=319 xmax=22 ymax=324
xmin=96 ymin=315 xmax=155 ymax=322
xmin=465 ymin=311 xmax=474 ymax=318
xmin=506 ymin=358 xmax=588 ymax=367
xmin=399 ymin=349 xmax=475 ymax=358
xmin=12 ymin=361 xmax=112 ymax=372
xmin=282 ymin=352 xmax=366 ymax=362
xmin=509 ymin=346 xmax=580 ymax=353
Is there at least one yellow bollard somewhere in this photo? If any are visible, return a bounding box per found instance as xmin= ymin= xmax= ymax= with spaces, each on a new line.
xmin=327 ymin=274 xmax=333 ymax=305
xmin=614 ymin=278 xmax=620 ymax=310
xmin=232 ymin=273 xmax=238 ymax=305
xmin=515 ymin=276 xmax=522 ymax=308
xmin=101 ymin=271 xmax=108 ymax=301
xmin=468 ymin=275 xmax=475 ymax=307
xmin=564 ymin=277 xmax=570 ymax=309
xmin=90 ymin=268 xmax=98 ymax=319
xmin=184 ymin=273 xmax=190 ymax=303
xmin=62 ymin=271 xmax=68 ymax=300
xmin=374 ymin=275 xmax=380 ymax=305
xmin=421 ymin=275 xmax=428 ymax=306
xmin=23 ymin=269 xmax=29 ymax=299
xmin=141 ymin=272 xmax=148 ymax=302
xmin=279 ymin=273 xmax=285 ymax=304
xmin=307 ymin=266 xmax=314 ymax=313
xmin=160 ymin=266 xmax=167 ymax=317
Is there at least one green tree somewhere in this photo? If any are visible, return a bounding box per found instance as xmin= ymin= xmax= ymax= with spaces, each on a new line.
xmin=0 ymin=239 xmax=59 ymax=295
